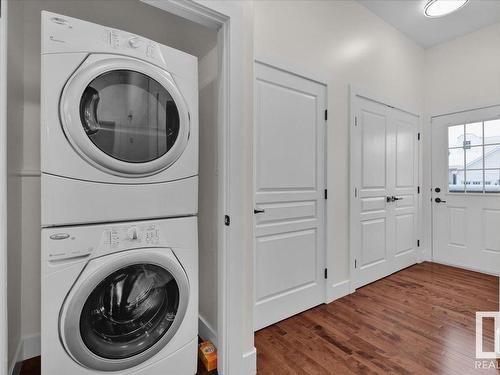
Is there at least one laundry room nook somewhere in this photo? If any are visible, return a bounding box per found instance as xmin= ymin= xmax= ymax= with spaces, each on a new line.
xmin=3 ymin=0 xmax=500 ymax=375
xmin=4 ymin=0 xmax=225 ymax=374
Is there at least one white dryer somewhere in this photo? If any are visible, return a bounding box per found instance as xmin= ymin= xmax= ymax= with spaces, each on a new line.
xmin=40 ymin=11 xmax=198 ymax=227
xmin=41 ymin=216 xmax=198 ymax=374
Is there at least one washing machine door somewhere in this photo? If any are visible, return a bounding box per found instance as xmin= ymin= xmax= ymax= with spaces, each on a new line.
xmin=60 ymin=55 xmax=190 ymax=177
xmin=60 ymin=248 xmax=190 ymax=372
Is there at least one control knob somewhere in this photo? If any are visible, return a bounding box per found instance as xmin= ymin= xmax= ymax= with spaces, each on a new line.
xmin=127 ymin=227 xmax=139 ymax=240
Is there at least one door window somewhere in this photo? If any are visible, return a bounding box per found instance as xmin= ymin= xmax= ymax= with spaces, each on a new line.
xmin=79 ymin=264 xmax=179 ymax=359
xmin=80 ymin=70 xmax=180 ymax=163
xmin=448 ymin=118 xmax=500 ymax=193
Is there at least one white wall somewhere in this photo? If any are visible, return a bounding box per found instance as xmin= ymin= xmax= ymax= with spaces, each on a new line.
xmin=254 ymin=0 xmax=425 ymax=293
xmin=17 ymin=0 xmax=218 ymax=352
xmin=198 ymin=46 xmax=219 ymax=343
xmin=6 ymin=0 xmax=25 ymax=370
xmin=421 ymin=21 xmax=500 ymax=261
xmin=425 ymin=22 xmax=500 ymax=117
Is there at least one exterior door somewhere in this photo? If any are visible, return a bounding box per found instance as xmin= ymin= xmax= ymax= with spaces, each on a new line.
xmin=432 ymin=106 xmax=500 ymax=275
xmin=350 ymin=95 xmax=419 ymax=289
xmin=254 ymin=62 xmax=326 ymax=331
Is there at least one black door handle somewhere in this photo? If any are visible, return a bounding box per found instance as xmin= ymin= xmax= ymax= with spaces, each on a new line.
xmin=254 ymin=209 xmax=265 ymax=214
xmin=387 ymin=196 xmax=394 ymax=202
xmin=393 ymin=196 xmax=403 ymax=201
xmin=435 ymin=197 xmax=447 ymax=203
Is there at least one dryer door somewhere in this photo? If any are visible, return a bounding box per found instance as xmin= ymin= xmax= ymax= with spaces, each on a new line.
xmin=60 ymin=248 xmax=190 ymax=372
xmin=60 ymin=55 xmax=190 ymax=177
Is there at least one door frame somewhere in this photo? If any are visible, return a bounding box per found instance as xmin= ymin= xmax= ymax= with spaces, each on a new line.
xmin=430 ymin=104 xmax=500 ymax=274
xmin=252 ymin=59 xmax=329 ymax=329
xmin=141 ymin=1 xmax=257 ymax=373
xmin=0 ymin=0 xmax=8 ymax=373
xmin=349 ymin=85 xmax=422 ymax=293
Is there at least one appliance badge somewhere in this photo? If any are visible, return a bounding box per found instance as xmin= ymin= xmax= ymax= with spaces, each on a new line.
xmin=50 ymin=233 xmax=70 ymax=240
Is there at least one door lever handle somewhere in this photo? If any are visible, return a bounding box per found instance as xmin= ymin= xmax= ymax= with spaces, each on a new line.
xmin=387 ymin=196 xmax=394 ymax=202
xmin=392 ymin=196 xmax=403 ymax=201
xmin=254 ymin=208 xmax=265 ymax=214
xmin=435 ymin=197 xmax=447 ymax=203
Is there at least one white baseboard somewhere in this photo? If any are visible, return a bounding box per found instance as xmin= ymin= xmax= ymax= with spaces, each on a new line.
xmin=21 ymin=334 xmax=40 ymax=361
xmin=8 ymin=333 xmax=41 ymax=375
xmin=8 ymin=339 xmax=23 ymax=375
xmin=198 ymin=315 xmax=218 ymax=347
xmin=241 ymin=347 xmax=256 ymax=375
xmin=326 ymin=279 xmax=351 ymax=303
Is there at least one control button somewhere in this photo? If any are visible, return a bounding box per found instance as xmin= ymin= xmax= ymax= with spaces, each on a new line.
xmin=128 ymin=37 xmax=142 ymax=49
xmin=127 ymin=227 xmax=139 ymax=241
xmin=146 ymin=44 xmax=156 ymax=58
xmin=50 ymin=233 xmax=70 ymax=240
xmin=111 ymin=30 xmax=120 ymax=49
xmin=51 ymin=17 xmax=68 ymax=25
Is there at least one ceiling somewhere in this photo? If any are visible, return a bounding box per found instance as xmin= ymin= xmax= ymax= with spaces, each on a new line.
xmin=358 ymin=0 xmax=500 ymax=48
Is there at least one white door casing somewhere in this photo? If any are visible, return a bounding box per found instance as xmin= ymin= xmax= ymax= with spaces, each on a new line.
xmin=254 ymin=62 xmax=326 ymax=331
xmin=431 ymin=105 xmax=500 ymax=276
xmin=350 ymin=94 xmax=419 ymax=290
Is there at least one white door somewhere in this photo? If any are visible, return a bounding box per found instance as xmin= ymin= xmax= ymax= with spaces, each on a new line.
xmin=432 ymin=106 xmax=500 ymax=275
xmin=254 ymin=62 xmax=326 ymax=331
xmin=350 ymin=95 xmax=419 ymax=289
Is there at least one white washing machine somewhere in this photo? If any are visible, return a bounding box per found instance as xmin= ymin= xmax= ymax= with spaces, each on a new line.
xmin=41 ymin=216 xmax=198 ymax=374
xmin=40 ymin=11 xmax=198 ymax=227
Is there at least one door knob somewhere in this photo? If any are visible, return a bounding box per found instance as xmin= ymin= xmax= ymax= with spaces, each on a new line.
xmin=435 ymin=197 xmax=447 ymax=203
xmin=435 ymin=187 xmax=441 ymax=193
xmin=254 ymin=208 xmax=265 ymax=214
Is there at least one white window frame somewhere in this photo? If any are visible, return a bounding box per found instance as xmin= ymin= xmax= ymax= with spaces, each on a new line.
xmin=445 ymin=116 xmax=500 ymax=195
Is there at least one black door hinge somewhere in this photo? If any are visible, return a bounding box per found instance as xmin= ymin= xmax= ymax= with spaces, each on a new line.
xmin=417 ymin=186 xmax=420 ymax=194
xmin=354 ymin=259 xmax=357 ymax=268
xmin=324 ymin=109 xmax=328 ymax=121
xmin=224 ymin=215 xmax=230 ymax=226
xmin=324 ymin=268 xmax=328 ymax=279
xmin=417 ymin=240 xmax=420 ymax=247
xmin=324 ymin=189 xmax=328 ymax=199
xmin=417 ymin=133 xmax=421 ymax=141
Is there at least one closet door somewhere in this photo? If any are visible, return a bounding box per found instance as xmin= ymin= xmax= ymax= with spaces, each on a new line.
xmin=254 ymin=62 xmax=327 ymax=330
xmin=350 ymin=96 xmax=419 ymax=289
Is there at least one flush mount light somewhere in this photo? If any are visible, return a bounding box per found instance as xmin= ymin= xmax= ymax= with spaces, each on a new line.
xmin=424 ymin=0 xmax=469 ymax=18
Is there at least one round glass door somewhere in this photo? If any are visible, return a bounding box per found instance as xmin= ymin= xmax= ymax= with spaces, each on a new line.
xmin=60 ymin=56 xmax=191 ymax=177
xmin=60 ymin=249 xmax=190 ymax=372
xmin=79 ymin=264 xmax=179 ymax=359
xmin=80 ymin=70 xmax=180 ymax=164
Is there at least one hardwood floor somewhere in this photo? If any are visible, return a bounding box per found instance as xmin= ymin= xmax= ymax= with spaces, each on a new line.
xmin=19 ymin=262 xmax=498 ymax=375
xmin=256 ymin=262 xmax=499 ymax=374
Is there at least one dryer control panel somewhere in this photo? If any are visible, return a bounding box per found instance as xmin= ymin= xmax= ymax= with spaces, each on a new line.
xmin=41 ymin=11 xmax=168 ymax=67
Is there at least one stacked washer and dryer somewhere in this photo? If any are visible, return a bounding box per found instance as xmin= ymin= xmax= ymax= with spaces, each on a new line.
xmin=40 ymin=12 xmax=199 ymax=374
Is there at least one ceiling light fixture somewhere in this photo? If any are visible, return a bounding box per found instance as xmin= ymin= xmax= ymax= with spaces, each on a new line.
xmin=424 ymin=0 xmax=469 ymax=18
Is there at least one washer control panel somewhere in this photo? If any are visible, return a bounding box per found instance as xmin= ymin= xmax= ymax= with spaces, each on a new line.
xmin=45 ymin=223 xmax=161 ymax=261
xmin=105 ymin=223 xmax=160 ymax=249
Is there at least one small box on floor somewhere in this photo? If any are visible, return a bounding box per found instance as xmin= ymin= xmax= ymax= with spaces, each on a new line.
xmin=198 ymin=341 xmax=217 ymax=372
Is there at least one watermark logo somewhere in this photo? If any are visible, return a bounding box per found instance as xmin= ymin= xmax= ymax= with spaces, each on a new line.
xmin=476 ymin=312 xmax=500 ymax=359
xmin=474 ymin=312 xmax=500 ymax=369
